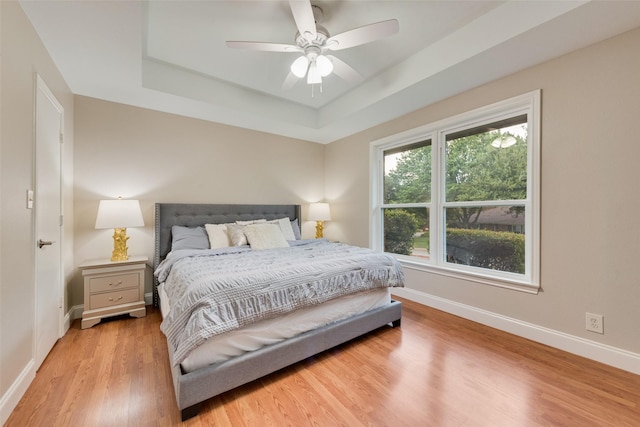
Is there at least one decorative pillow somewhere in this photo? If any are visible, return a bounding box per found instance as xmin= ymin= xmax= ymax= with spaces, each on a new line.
xmin=171 ymin=226 xmax=210 ymax=251
xmin=204 ymin=223 xmax=231 ymax=249
xmin=244 ymin=224 xmax=289 ymax=250
xmin=226 ymin=224 xmax=249 ymax=246
xmin=290 ymin=220 xmax=301 ymax=240
xmin=236 ymin=219 xmax=267 ymax=225
xmin=267 ymin=217 xmax=296 ymax=240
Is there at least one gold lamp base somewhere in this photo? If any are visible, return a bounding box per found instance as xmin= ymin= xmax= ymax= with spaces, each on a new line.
xmin=110 ymin=227 xmax=130 ymax=261
xmin=315 ymin=221 xmax=324 ymax=239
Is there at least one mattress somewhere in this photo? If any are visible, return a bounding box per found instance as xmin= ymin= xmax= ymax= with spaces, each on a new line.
xmin=158 ymin=283 xmax=390 ymax=373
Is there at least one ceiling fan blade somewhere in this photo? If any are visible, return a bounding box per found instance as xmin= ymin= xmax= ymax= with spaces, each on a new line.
xmin=326 ymin=55 xmax=363 ymax=84
xmin=281 ymin=71 xmax=299 ymax=90
xmin=289 ymin=0 xmax=317 ymax=42
xmin=226 ymin=41 xmax=301 ymax=53
xmin=326 ymin=19 xmax=399 ymax=51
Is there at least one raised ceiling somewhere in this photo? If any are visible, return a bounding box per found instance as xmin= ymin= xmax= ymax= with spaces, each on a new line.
xmin=19 ymin=0 xmax=640 ymax=143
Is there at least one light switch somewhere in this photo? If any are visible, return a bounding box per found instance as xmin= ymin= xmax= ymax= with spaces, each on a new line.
xmin=27 ymin=190 xmax=34 ymax=209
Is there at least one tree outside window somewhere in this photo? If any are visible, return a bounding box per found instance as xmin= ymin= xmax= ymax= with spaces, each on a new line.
xmin=444 ymin=117 xmax=527 ymax=274
xmin=383 ymin=141 xmax=431 ymax=256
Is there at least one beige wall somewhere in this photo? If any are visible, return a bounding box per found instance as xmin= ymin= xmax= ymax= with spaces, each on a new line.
xmin=72 ymin=96 xmax=325 ymax=306
xmin=2 ymin=0 xmax=638 ymax=418
xmin=0 ymin=0 xmax=74 ymax=412
xmin=326 ymin=27 xmax=640 ymax=355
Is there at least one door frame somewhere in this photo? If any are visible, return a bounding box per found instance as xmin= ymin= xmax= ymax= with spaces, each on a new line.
xmin=33 ymin=73 xmax=64 ymax=366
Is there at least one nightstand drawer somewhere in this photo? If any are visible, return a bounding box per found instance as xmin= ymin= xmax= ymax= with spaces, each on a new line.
xmin=89 ymin=273 xmax=139 ymax=293
xmin=90 ymin=288 xmax=140 ymax=309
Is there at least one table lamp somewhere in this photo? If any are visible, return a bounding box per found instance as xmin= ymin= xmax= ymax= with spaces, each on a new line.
xmin=308 ymin=202 xmax=331 ymax=239
xmin=95 ymin=198 xmax=144 ymax=261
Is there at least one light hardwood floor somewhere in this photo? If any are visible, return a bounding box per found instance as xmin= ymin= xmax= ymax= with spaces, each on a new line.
xmin=6 ymin=297 xmax=639 ymax=426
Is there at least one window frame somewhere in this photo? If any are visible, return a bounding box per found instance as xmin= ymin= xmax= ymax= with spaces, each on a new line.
xmin=370 ymin=91 xmax=540 ymax=293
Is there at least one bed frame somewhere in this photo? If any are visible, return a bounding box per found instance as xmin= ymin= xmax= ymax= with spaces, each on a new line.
xmin=154 ymin=203 xmax=402 ymax=420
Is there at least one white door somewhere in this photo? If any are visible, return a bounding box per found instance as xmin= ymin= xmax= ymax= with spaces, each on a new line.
xmin=34 ymin=75 xmax=63 ymax=370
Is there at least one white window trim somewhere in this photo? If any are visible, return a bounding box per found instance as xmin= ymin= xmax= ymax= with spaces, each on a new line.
xmin=370 ymin=90 xmax=540 ymax=293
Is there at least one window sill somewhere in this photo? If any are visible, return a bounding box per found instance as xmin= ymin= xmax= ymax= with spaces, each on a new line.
xmin=397 ymin=257 xmax=540 ymax=294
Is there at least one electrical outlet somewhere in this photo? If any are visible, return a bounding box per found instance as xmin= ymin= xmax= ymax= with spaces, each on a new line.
xmin=585 ymin=313 xmax=604 ymax=334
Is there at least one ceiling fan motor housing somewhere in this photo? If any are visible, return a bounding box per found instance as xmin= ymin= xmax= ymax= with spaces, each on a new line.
xmin=304 ymin=45 xmax=321 ymax=61
xmin=295 ymin=25 xmax=329 ymax=49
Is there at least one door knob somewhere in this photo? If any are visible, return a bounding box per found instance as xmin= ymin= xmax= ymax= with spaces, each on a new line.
xmin=38 ymin=239 xmax=54 ymax=248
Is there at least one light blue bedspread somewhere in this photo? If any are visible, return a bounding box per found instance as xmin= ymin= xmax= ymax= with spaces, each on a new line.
xmin=156 ymin=240 xmax=404 ymax=366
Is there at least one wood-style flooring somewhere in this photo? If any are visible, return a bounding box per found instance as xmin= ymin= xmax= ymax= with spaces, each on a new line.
xmin=6 ymin=297 xmax=640 ymax=426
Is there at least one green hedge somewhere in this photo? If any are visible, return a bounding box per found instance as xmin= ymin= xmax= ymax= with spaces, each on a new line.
xmin=446 ymin=228 xmax=525 ymax=274
xmin=384 ymin=209 xmax=420 ymax=255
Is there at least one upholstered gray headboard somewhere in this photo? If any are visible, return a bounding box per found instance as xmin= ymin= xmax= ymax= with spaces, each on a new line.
xmin=153 ymin=203 xmax=301 ymax=307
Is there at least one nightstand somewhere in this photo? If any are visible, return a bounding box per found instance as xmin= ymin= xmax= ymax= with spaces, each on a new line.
xmin=80 ymin=256 xmax=147 ymax=329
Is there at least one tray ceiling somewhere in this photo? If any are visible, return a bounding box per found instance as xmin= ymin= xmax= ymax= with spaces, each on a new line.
xmin=19 ymin=1 xmax=640 ymax=143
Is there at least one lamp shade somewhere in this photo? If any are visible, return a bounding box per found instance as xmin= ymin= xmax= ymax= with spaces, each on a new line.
xmin=95 ymin=199 xmax=144 ymax=229
xmin=291 ymin=56 xmax=309 ymax=78
xmin=308 ymin=203 xmax=331 ymax=221
xmin=316 ymin=55 xmax=333 ymax=77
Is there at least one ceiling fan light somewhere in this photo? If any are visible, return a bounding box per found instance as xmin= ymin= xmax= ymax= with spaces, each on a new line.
xmin=307 ymin=62 xmax=322 ymax=84
xmin=291 ymin=56 xmax=309 ymax=78
xmin=316 ymin=55 xmax=333 ymax=77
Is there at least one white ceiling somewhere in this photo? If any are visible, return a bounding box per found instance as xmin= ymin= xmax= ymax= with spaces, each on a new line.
xmin=19 ymin=0 xmax=640 ymax=144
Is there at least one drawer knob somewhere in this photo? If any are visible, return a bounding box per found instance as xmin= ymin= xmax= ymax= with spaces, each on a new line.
xmin=109 ymin=281 xmax=123 ymax=287
xmin=108 ymin=296 xmax=124 ymax=302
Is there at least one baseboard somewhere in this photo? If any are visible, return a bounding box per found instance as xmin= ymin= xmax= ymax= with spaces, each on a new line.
xmin=0 ymin=359 xmax=35 ymax=425
xmin=63 ymin=310 xmax=72 ymax=334
xmin=391 ymin=288 xmax=640 ymax=375
xmin=69 ymin=304 xmax=84 ymax=321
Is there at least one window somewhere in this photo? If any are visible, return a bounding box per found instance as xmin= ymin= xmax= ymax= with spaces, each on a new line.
xmin=371 ymin=91 xmax=540 ymax=291
xmin=383 ymin=140 xmax=431 ymax=257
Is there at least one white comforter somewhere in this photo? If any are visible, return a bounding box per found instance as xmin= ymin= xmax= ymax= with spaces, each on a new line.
xmin=156 ymin=240 xmax=404 ymax=366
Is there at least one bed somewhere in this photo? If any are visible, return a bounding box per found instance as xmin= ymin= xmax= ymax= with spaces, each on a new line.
xmin=153 ymin=203 xmax=403 ymax=420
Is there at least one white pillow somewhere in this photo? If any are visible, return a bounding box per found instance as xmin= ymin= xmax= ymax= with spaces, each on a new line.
xmin=236 ymin=219 xmax=267 ymax=225
xmin=267 ymin=217 xmax=296 ymax=241
xmin=244 ymin=224 xmax=289 ymax=250
xmin=204 ymin=223 xmax=231 ymax=249
xmin=226 ymin=224 xmax=249 ymax=246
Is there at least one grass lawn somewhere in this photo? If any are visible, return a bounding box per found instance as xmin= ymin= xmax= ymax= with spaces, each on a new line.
xmin=413 ymin=235 xmax=429 ymax=250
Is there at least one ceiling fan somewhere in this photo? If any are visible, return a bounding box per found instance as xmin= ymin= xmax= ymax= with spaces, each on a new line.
xmin=225 ymin=0 xmax=399 ymax=91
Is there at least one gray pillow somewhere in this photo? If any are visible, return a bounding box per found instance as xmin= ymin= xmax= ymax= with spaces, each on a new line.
xmin=171 ymin=225 xmax=209 ymax=251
